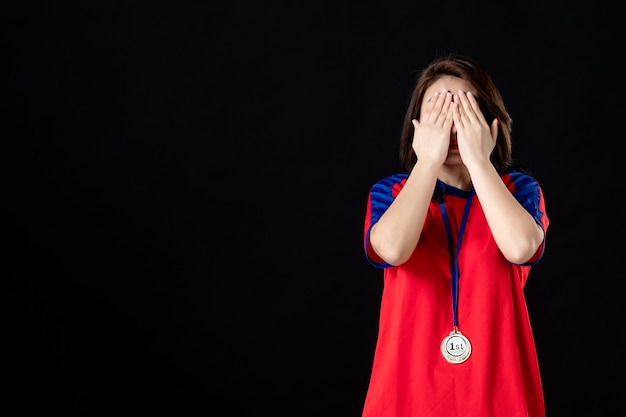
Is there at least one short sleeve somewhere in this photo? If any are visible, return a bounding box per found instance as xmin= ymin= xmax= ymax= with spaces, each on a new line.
xmin=363 ymin=174 xmax=408 ymax=268
xmin=504 ymin=171 xmax=550 ymax=265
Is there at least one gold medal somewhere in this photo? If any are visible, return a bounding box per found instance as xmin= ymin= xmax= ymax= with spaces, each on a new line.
xmin=440 ymin=328 xmax=471 ymax=364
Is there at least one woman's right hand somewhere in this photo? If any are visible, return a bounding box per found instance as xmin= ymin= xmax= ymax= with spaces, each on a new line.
xmin=411 ymin=89 xmax=453 ymax=167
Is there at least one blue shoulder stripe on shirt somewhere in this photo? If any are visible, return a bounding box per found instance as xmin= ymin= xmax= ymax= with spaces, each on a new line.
xmin=507 ymin=171 xmax=544 ymax=225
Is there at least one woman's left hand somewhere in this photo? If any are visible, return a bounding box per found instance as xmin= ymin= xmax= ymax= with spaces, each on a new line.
xmin=452 ymin=90 xmax=499 ymax=168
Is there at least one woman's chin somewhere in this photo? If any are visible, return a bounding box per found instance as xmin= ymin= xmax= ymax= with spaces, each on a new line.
xmin=444 ymin=153 xmax=464 ymax=166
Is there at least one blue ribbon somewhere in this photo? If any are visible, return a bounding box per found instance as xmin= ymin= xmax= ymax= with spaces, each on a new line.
xmin=439 ymin=187 xmax=474 ymax=328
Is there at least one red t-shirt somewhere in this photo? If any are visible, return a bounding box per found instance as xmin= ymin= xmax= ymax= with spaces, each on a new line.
xmin=362 ymin=171 xmax=550 ymax=417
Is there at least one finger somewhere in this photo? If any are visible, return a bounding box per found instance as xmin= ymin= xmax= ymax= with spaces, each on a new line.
xmin=444 ymin=98 xmax=454 ymax=126
xmin=465 ymin=91 xmax=487 ymax=124
xmin=424 ymin=91 xmax=442 ymax=122
xmin=434 ymin=89 xmax=448 ymax=110
xmin=452 ymin=94 xmax=466 ymax=126
xmin=436 ymin=91 xmax=453 ymax=124
xmin=429 ymin=90 xmax=446 ymax=105
xmin=456 ymin=90 xmax=476 ymax=122
xmin=490 ymin=118 xmax=498 ymax=141
xmin=426 ymin=89 xmax=443 ymax=104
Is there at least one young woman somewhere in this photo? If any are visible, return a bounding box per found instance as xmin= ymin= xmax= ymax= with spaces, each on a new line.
xmin=362 ymin=53 xmax=549 ymax=417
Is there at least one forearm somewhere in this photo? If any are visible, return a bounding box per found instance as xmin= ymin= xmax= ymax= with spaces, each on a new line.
xmin=468 ymin=162 xmax=544 ymax=264
xmin=370 ymin=160 xmax=440 ymax=266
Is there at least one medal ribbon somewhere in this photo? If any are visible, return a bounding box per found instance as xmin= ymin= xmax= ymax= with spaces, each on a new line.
xmin=439 ymin=187 xmax=474 ymax=328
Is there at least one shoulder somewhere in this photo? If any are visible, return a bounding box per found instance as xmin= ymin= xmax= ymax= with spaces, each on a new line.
xmin=502 ymin=169 xmax=548 ymax=224
xmin=501 ymin=169 xmax=542 ymax=192
xmin=367 ymin=173 xmax=408 ymax=210
xmin=371 ymin=173 xmax=408 ymax=192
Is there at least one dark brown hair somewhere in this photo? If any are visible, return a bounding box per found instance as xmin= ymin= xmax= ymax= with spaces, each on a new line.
xmin=399 ymin=53 xmax=513 ymax=174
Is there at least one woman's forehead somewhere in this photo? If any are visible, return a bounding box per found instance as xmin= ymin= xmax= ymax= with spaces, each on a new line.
xmin=425 ymin=76 xmax=475 ymax=95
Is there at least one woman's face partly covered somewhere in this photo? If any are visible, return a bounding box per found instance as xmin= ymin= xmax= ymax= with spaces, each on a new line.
xmin=420 ymin=75 xmax=477 ymax=165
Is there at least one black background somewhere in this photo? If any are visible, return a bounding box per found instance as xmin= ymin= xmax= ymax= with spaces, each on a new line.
xmin=5 ymin=1 xmax=622 ymax=415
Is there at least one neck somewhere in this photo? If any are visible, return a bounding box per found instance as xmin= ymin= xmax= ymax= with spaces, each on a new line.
xmin=438 ymin=166 xmax=472 ymax=191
